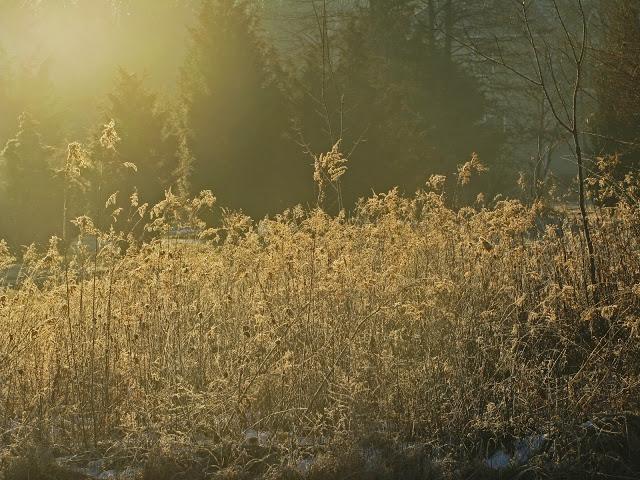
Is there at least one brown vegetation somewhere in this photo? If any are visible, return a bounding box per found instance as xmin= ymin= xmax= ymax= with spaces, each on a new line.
xmin=1 ymin=154 xmax=639 ymax=478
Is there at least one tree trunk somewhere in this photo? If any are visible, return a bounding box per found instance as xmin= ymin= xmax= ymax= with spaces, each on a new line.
xmin=573 ymin=131 xmax=597 ymax=291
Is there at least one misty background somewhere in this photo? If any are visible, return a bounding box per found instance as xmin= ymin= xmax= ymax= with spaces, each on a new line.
xmin=0 ymin=0 xmax=637 ymax=249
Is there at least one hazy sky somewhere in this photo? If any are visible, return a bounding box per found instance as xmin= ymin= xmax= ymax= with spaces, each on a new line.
xmin=0 ymin=0 xmax=352 ymax=142
xmin=0 ymin=1 xmax=352 ymax=93
xmin=0 ymin=1 xmax=197 ymax=94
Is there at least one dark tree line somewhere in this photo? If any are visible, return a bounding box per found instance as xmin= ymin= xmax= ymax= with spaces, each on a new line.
xmin=592 ymin=0 xmax=640 ymax=168
xmin=0 ymin=0 xmax=636 ymax=250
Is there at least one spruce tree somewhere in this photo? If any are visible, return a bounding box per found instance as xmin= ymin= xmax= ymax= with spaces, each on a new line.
xmin=181 ymin=0 xmax=309 ymax=216
xmin=81 ymin=70 xmax=180 ymax=234
xmin=0 ymin=113 xmax=61 ymax=248
xmin=593 ymin=1 xmax=640 ymax=167
xmin=0 ymin=51 xmax=62 ymax=149
xmin=295 ymin=0 xmax=503 ymax=208
xmin=0 ymin=48 xmax=14 ymax=147
xmin=104 ymin=69 xmax=179 ymax=206
xmin=294 ymin=1 xmax=421 ymax=209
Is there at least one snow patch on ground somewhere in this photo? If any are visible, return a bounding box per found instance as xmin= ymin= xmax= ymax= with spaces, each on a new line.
xmin=485 ymin=434 xmax=548 ymax=470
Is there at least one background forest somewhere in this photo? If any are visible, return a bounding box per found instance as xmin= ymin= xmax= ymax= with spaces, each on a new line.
xmin=0 ymin=0 xmax=637 ymax=250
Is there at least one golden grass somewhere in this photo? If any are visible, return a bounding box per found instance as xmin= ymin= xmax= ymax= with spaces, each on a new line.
xmin=1 ymin=180 xmax=640 ymax=477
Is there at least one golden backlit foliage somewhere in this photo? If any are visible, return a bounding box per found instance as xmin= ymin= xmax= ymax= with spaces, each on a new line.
xmin=1 ymin=145 xmax=639 ymax=476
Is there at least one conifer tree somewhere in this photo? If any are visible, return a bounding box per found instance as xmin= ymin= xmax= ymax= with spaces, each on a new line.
xmin=181 ymin=0 xmax=309 ymax=216
xmin=592 ymin=0 xmax=640 ymax=168
xmin=0 ymin=48 xmax=15 ymax=147
xmin=0 ymin=51 xmax=62 ymax=149
xmin=296 ymin=1 xmax=503 ymax=207
xmin=0 ymin=113 xmax=61 ymax=248
xmin=103 ymin=69 xmax=179 ymax=206
xmin=81 ymin=71 xmax=181 ymax=234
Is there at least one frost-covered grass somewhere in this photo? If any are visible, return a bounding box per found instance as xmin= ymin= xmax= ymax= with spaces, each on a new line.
xmin=1 ymin=180 xmax=640 ymax=478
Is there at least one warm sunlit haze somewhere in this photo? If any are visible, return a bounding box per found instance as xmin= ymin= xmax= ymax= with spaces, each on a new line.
xmin=0 ymin=1 xmax=639 ymax=479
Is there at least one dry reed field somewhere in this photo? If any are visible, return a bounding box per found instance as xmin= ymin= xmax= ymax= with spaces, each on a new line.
xmin=1 ymin=153 xmax=640 ymax=479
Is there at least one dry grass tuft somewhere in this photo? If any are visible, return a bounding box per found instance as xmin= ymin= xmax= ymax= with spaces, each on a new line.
xmin=1 ymin=159 xmax=640 ymax=477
